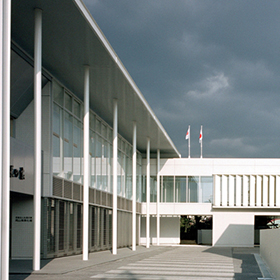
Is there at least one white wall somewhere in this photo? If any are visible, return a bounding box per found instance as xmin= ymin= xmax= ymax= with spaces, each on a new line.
xmin=213 ymin=212 xmax=254 ymax=247
xmin=260 ymin=229 xmax=280 ymax=280
xmin=142 ymin=203 xmax=212 ymax=216
xmin=10 ymin=137 xmax=34 ymax=195
xmin=142 ymin=158 xmax=280 ymax=176
xmin=140 ymin=216 xmax=180 ymax=245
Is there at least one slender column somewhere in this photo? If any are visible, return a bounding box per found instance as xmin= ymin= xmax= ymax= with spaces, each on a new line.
xmin=221 ymin=175 xmax=227 ymax=206
xmin=0 ymin=0 xmax=4 ymax=275
xmin=83 ymin=66 xmax=90 ymax=260
xmin=269 ymin=175 xmax=275 ymax=207
xmin=228 ymin=175 xmax=234 ymax=206
xmin=132 ymin=122 xmax=137 ymax=251
xmin=256 ymin=175 xmax=262 ymax=207
xmin=236 ymin=175 xmax=241 ymax=206
xmin=250 ymin=175 xmax=255 ymax=206
xmin=156 ymin=149 xmax=160 ymax=245
xmin=112 ymin=99 xmax=118 ymax=254
xmin=146 ymin=138 xmax=150 ymax=248
xmin=33 ymin=8 xmax=42 ymax=272
xmin=262 ymin=175 xmax=268 ymax=207
xmin=243 ymin=175 xmax=248 ymax=207
xmin=2 ymin=0 xmax=11 ymax=278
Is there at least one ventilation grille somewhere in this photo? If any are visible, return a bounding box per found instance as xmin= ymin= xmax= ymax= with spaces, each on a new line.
xmin=89 ymin=188 xmax=95 ymax=204
xmin=64 ymin=181 xmax=72 ymax=199
xmin=52 ymin=176 xmax=82 ymax=202
xmin=52 ymin=176 xmax=135 ymax=212
xmin=73 ymin=183 xmax=81 ymax=201
xmin=53 ymin=177 xmax=63 ymax=197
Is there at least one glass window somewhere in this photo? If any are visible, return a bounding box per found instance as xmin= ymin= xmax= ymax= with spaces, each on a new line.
xmin=53 ymin=104 xmax=62 ymax=176
xmin=96 ymin=135 xmax=102 ymax=189
xmin=108 ymin=128 xmax=113 ymax=144
xmin=102 ymin=124 xmax=107 ymax=139
xmin=64 ymin=92 xmax=72 ymax=112
xmin=162 ymin=176 xmax=174 ymax=202
xmin=96 ymin=119 xmax=101 ymax=134
xmin=90 ymin=112 xmax=95 ymax=131
xmin=126 ymin=156 xmax=132 ymax=199
xmin=53 ymin=80 xmax=64 ymax=106
xmin=150 ymin=176 xmax=157 ymax=203
xmin=64 ymin=112 xmax=73 ymax=179
xmin=188 ymin=176 xmax=199 ymax=202
xmin=175 ymin=177 xmax=186 ymax=202
xmin=73 ymin=118 xmax=82 ymax=183
xmin=201 ymin=176 xmax=213 ymax=203
xmin=90 ymin=130 xmax=96 ymax=188
xmin=73 ymin=99 xmax=80 ymax=119
xmin=102 ymin=140 xmax=108 ymax=191
xmin=137 ymin=164 xmax=142 ymax=202
xmin=142 ymin=176 xmax=146 ymax=202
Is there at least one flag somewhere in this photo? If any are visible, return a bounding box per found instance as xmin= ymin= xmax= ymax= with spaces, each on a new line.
xmin=185 ymin=127 xmax=190 ymax=140
xmin=199 ymin=126 xmax=203 ymax=143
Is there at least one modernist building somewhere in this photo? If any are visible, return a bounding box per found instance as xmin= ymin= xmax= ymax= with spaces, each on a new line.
xmin=1 ymin=0 xmax=280 ymax=279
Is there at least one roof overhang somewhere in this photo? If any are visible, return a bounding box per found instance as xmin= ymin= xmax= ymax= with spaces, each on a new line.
xmin=11 ymin=0 xmax=181 ymax=158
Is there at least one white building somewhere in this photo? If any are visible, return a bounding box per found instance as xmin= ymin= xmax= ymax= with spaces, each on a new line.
xmin=140 ymin=158 xmax=280 ymax=247
xmin=1 ymin=0 xmax=279 ymax=278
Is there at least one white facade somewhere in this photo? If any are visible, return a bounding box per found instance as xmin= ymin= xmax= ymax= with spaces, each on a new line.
xmin=140 ymin=158 xmax=280 ymax=247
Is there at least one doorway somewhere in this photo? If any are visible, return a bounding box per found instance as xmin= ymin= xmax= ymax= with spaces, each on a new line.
xmin=180 ymin=215 xmax=212 ymax=245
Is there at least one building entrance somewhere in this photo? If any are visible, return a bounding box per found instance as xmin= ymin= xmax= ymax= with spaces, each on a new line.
xmin=180 ymin=215 xmax=212 ymax=245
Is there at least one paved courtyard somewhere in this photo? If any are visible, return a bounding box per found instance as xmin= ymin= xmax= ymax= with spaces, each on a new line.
xmin=10 ymin=246 xmax=274 ymax=280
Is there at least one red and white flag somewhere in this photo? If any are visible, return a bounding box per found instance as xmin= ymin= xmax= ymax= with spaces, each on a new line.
xmin=185 ymin=127 xmax=190 ymax=140
xmin=199 ymin=126 xmax=203 ymax=143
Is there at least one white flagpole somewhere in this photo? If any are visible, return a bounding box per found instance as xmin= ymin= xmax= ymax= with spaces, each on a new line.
xmin=188 ymin=125 xmax=190 ymax=158
xmin=200 ymin=125 xmax=203 ymax=158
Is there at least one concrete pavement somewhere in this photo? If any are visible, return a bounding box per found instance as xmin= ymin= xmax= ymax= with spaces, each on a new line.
xmin=10 ymin=246 xmax=275 ymax=280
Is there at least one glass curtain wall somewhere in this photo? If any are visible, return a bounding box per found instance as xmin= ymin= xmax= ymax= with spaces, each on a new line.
xmin=52 ymin=79 xmax=141 ymax=199
xmin=158 ymin=176 xmax=213 ymax=203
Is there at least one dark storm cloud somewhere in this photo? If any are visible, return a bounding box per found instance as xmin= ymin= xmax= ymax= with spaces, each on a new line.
xmin=84 ymin=0 xmax=280 ymax=158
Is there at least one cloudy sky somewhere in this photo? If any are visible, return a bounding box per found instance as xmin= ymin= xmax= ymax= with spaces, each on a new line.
xmin=84 ymin=0 xmax=280 ymax=158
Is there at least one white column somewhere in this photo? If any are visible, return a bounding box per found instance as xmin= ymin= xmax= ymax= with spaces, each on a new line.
xmin=0 ymin=0 xmax=4 ymax=275
xmin=214 ymin=175 xmax=220 ymax=206
xmin=262 ymin=175 xmax=268 ymax=207
xmin=276 ymin=175 xmax=280 ymax=207
xmin=112 ymin=99 xmax=118 ymax=255
xmin=132 ymin=122 xmax=137 ymax=251
xmin=256 ymin=175 xmax=262 ymax=207
xmin=228 ymin=175 xmax=234 ymax=206
xmin=221 ymin=175 xmax=227 ymax=206
xmin=243 ymin=175 xmax=248 ymax=207
xmin=2 ymin=0 xmax=11 ymax=278
xmin=83 ymin=66 xmax=90 ymax=260
xmin=269 ymin=175 xmax=275 ymax=207
xmin=249 ymin=175 xmax=255 ymax=207
xmin=156 ymin=149 xmax=160 ymax=245
xmin=236 ymin=175 xmax=241 ymax=207
xmin=146 ymin=138 xmax=150 ymax=248
xmin=33 ymin=8 xmax=42 ymax=272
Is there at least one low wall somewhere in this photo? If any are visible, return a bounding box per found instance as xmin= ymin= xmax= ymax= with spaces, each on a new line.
xmin=213 ymin=212 xmax=254 ymax=247
xmin=260 ymin=229 xmax=280 ymax=280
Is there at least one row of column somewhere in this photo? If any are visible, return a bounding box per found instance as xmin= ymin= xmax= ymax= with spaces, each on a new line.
xmin=1 ymin=4 xmax=42 ymax=279
xmin=214 ymin=174 xmax=280 ymax=207
xmin=1 ymin=7 xmax=161 ymax=279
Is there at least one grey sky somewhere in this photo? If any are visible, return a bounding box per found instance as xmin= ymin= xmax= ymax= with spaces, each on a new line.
xmin=84 ymin=0 xmax=280 ymax=158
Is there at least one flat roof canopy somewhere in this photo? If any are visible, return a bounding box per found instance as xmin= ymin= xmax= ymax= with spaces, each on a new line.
xmin=11 ymin=0 xmax=180 ymax=158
